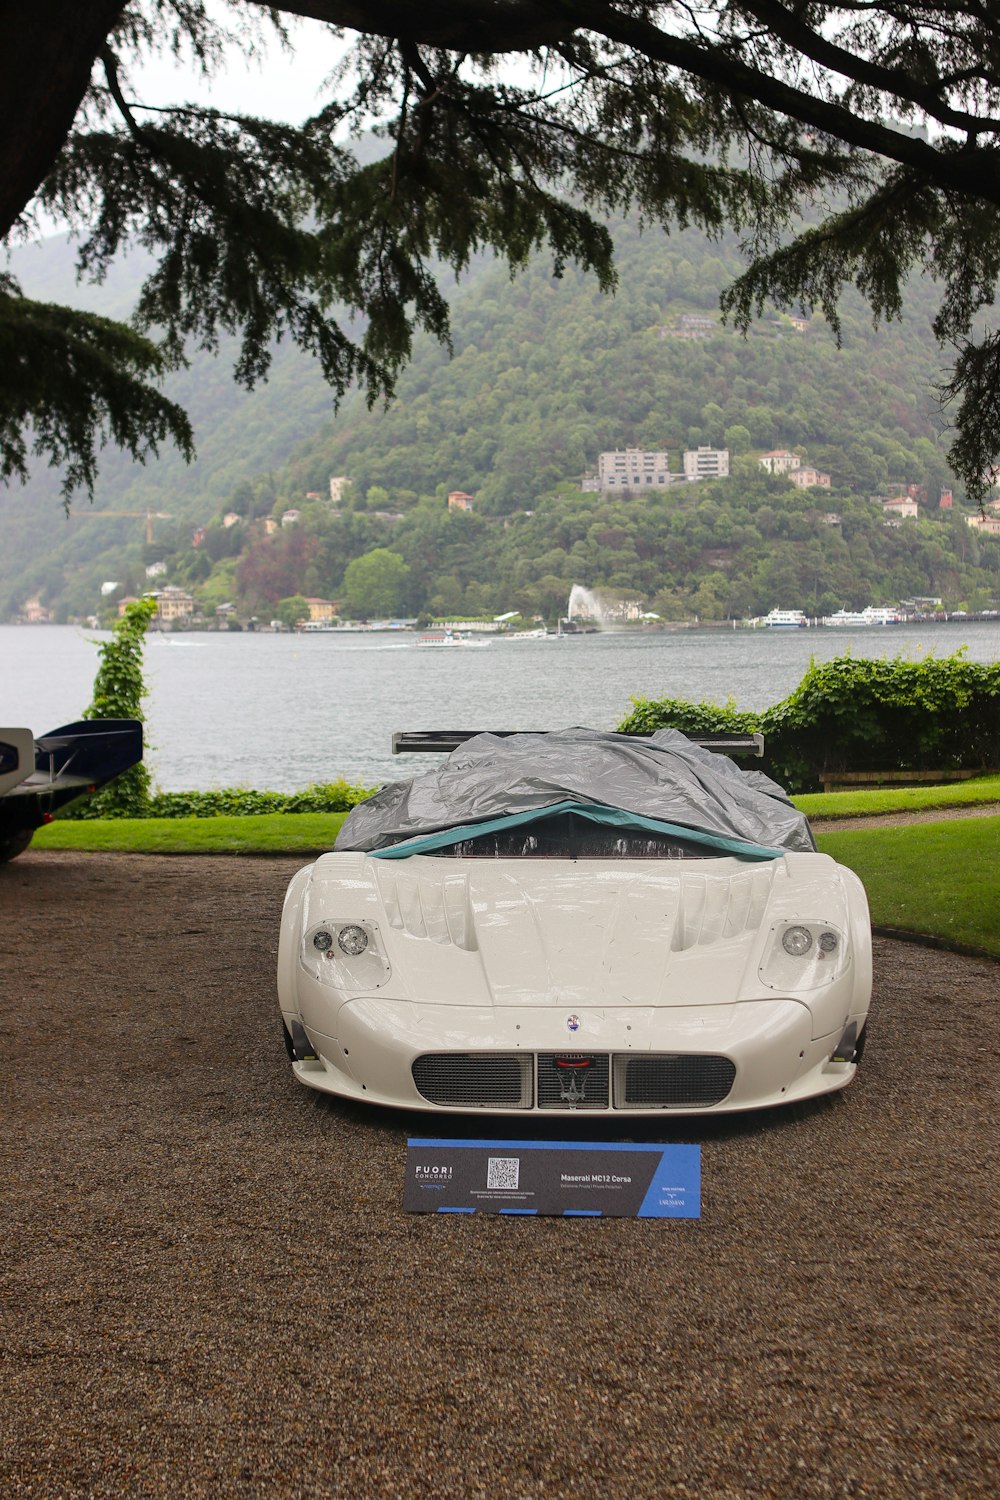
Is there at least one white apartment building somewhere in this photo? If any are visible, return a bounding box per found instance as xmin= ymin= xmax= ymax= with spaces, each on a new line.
xmin=597 ymin=448 xmax=673 ymax=491
xmin=683 ymin=446 xmax=730 ymax=481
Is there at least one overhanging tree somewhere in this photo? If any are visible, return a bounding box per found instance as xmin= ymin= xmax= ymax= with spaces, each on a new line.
xmin=3 ymin=2 xmax=1000 ymax=498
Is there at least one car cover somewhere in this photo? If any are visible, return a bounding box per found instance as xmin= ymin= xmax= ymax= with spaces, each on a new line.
xmin=335 ymin=728 xmax=815 ymax=859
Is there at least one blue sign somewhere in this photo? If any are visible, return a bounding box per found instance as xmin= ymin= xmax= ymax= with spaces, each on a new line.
xmin=405 ymin=1139 xmax=700 ymax=1218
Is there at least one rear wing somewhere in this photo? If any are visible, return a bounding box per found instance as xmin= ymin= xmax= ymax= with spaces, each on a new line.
xmin=0 ymin=719 xmax=143 ymax=836
xmin=392 ymin=730 xmax=764 ymax=758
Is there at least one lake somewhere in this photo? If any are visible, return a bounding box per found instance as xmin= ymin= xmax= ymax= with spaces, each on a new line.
xmin=3 ymin=621 xmax=998 ymax=790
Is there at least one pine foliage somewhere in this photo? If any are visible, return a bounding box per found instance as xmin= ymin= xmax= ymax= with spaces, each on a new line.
xmin=3 ymin=2 xmax=1000 ymax=496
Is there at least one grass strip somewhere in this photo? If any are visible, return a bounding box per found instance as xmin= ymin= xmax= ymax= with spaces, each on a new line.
xmin=795 ymin=774 xmax=1000 ymax=821
xmin=33 ymin=811 xmax=349 ymax=855
xmin=815 ymin=817 xmax=1000 ymax=957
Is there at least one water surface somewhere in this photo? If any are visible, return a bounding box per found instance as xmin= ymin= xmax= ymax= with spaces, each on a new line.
xmin=3 ymin=622 xmax=997 ymax=789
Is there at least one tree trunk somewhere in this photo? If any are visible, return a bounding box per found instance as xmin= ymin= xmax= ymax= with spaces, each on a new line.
xmin=0 ymin=0 xmax=126 ymax=241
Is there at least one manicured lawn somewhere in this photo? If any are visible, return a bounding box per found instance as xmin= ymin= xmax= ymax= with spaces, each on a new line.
xmin=815 ymin=817 xmax=1000 ymax=956
xmin=33 ymin=811 xmax=349 ymax=856
xmin=795 ymin=773 xmax=1000 ymax=821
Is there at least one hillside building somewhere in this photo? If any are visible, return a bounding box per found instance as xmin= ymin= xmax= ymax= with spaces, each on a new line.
xmin=881 ymin=496 xmax=919 ymax=520
xmin=966 ymin=513 xmax=1000 ymax=536
xmin=758 ymin=449 xmax=801 ymax=475
xmin=154 ymin=587 xmax=194 ymax=622
xmin=683 ymin=446 xmax=730 ymax=481
xmin=597 ymin=448 xmax=673 ymax=491
xmin=21 ymin=596 xmax=52 ymax=623
xmin=587 ymin=446 xmax=730 ymax=491
xmin=447 ymin=491 xmax=475 ymax=512
xmin=789 ymin=466 xmax=831 ymax=489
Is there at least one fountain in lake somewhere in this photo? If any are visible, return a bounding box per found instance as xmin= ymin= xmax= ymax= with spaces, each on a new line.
xmin=566 ymin=584 xmax=605 ymax=628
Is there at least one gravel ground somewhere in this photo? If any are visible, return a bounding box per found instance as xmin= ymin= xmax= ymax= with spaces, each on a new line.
xmin=2 ymin=851 xmax=997 ymax=1500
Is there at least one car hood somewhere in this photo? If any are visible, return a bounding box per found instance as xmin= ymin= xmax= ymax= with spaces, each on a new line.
xmin=304 ymin=851 xmax=852 ymax=1010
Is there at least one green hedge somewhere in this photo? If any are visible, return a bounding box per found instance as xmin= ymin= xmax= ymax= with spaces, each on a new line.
xmin=619 ymin=653 xmax=1000 ymax=793
xmin=65 ymin=779 xmax=375 ymax=821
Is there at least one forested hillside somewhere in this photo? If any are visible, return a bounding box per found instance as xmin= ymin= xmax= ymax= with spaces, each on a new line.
xmin=4 ymin=214 xmax=998 ymax=621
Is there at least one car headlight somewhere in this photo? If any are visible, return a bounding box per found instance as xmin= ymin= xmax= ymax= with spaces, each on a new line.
xmin=301 ymin=921 xmax=389 ymax=990
xmin=759 ymin=921 xmax=848 ymax=991
xmin=782 ymin=925 xmax=813 ymax=957
xmin=337 ymin=924 xmax=368 ymax=956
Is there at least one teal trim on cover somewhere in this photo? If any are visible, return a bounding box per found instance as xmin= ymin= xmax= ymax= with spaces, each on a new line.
xmin=367 ymin=800 xmax=784 ymax=861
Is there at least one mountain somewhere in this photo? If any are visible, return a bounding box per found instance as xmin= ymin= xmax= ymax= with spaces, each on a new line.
xmin=3 ymin=213 xmax=997 ymax=621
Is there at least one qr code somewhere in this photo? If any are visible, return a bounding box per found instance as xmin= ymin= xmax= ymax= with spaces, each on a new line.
xmin=487 ymin=1156 xmax=520 ymax=1190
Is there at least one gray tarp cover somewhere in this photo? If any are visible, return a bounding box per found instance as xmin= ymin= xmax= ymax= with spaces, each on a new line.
xmin=335 ymin=729 xmax=816 ymax=855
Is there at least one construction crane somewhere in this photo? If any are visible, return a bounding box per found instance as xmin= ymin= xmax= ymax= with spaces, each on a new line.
xmin=68 ymin=510 xmax=173 ymax=546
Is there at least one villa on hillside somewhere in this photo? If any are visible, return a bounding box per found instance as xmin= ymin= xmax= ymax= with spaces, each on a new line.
xmin=758 ymin=449 xmax=801 ymax=475
xmin=757 ymin=448 xmax=830 ymax=486
xmin=154 ymin=586 xmax=194 ymax=622
xmin=447 ymin=491 xmax=475 ymax=512
xmin=881 ymin=496 xmax=919 ymax=521
xmin=966 ymin=513 xmax=1000 ymax=535
xmin=789 ymin=466 xmax=831 ymax=489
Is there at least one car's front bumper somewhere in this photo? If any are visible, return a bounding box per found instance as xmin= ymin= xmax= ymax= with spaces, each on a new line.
xmin=282 ymin=995 xmax=862 ymax=1115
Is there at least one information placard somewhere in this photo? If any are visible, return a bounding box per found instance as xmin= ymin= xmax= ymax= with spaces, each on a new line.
xmin=405 ymin=1139 xmax=700 ymax=1218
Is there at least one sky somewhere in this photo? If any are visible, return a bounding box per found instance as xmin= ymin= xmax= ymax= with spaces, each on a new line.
xmin=128 ymin=7 xmax=348 ymax=124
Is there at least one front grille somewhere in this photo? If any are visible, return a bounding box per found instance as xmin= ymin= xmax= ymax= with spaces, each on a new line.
xmin=537 ymin=1053 xmax=610 ymax=1110
xmin=614 ymin=1053 xmax=736 ymax=1108
xmin=412 ymin=1053 xmax=532 ymax=1108
xmin=410 ymin=1051 xmax=736 ymax=1110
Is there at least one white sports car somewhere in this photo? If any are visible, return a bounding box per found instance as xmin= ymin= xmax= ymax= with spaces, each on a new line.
xmin=277 ymin=729 xmax=871 ymax=1115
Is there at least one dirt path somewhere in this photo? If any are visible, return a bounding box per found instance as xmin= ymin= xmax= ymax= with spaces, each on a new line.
xmin=813 ymin=800 xmax=1000 ymax=832
xmin=2 ymin=851 xmax=997 ymax=1500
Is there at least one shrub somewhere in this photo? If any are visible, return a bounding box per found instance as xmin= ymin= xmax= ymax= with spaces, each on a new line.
xmin=143 ymin=781 xmax=375 ymax=819
xmin=761 ymin=654 xmax=1000 ymax=790
xmin=618 ymin=653 xmax=1000 ymax=793
xmin=79 ymin=598 xmax=158 ymax=817
xmin=619 ymin=694 xmax=760 ymax=739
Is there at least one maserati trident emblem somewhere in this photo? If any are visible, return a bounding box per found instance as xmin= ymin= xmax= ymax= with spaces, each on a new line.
xmin=554 ymin=1056 xmax=594 ymax=1105
xmin=566 ymin=1014 xmax=581 ymax=1032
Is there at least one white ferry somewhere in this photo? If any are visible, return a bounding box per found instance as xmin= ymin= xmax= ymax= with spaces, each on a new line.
xmin=761 ymin=608 xmax=809 ymax=629
xmin=821 ymin=607 xmax=903 ymax=627
xmin=414 ymin=631 xmax=491 ymax=650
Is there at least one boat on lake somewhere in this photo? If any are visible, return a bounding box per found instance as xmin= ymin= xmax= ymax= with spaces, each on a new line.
xmin=760 ymin=608 xmax=809 ymax=629
xmin=414 ymin=631 xmax=491 ymax=649
xmin=821 ymin=606 xmax=904 ymax=627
